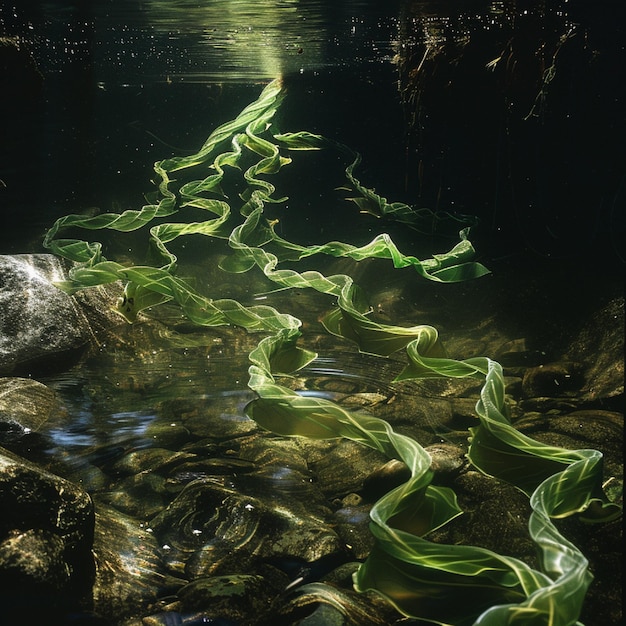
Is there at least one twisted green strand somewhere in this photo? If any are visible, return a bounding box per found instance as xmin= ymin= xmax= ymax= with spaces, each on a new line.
xmin=44 ymin=78 xmax=620 ymax=626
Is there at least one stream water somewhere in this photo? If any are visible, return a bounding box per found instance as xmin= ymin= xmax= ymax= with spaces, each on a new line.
xmin=1 ymin=1 xmax=623 ymax=625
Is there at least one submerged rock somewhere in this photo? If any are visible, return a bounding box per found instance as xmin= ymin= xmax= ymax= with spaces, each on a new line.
xmin=0 ymin=377 xmax=61 ymax=433
xmin=333 ymin=504 xmax=374 ymax=560
xmin=0 ymin=254 xmax=124 ymax=377
xmin=0 ymin=446 xmax=95 ymax=623
xmin=174 ymin=572 xmax=282 ymax=623
xmin=521 ymin=360 xmax=585 ymax=399
xmin=563 ymin=295 xmax=624 ymax=406
xmin=151 ymin=477 xmax=345 ymax=582
xmin=308 ymin=439 xmax=389 ymax=501
xmin=361 ymin=458 xmax=411 ymax=502
xmin=430 ymin=469 xmax=537 ymax=566
xmin=91 ymin=502 xmax=185 ymax=623
xmin=0 ymin=377 xmax=67 ymax=457
xmin=273 ymin=581 xmax=399 ymax=625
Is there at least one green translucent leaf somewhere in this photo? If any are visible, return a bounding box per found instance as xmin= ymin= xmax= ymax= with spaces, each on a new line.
xmin=322 ymin=308 xmax=443 ymax=358
xmin=355 ymin=544 xmax=530 ymax=626
xmin=115 ymin=281 xmax=173 ymax=322
xmin=218 ymin=252 xmax=257 ymax=273
xmin=268 ymin=343 xmax=317 ymax=375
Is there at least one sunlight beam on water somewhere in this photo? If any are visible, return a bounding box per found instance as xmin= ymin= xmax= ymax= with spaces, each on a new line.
xmin=8 ymin=0 xmax=399 ymax=86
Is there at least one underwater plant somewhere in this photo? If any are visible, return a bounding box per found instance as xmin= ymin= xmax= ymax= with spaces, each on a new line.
xmin=44 ymin=78 xmax=620 ymax=626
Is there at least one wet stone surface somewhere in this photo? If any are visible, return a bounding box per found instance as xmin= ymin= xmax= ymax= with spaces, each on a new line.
xmin=92 ymin=503 xmax=185 ymax=623
xmin=0 ymin=255 xmax=90 ymax=376
xmin=0 ymin=446 xmax=95 ymax=624
xmin=0 ymin=254 xmax=124 ymax=378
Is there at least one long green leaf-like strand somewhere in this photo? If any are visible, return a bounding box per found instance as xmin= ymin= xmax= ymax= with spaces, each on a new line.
xmin=43 ymin=78 xmax=620 ymax=626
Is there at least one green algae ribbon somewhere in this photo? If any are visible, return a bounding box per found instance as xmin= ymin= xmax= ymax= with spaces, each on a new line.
xmin=44 ymin=78 xmax=620 ymax=626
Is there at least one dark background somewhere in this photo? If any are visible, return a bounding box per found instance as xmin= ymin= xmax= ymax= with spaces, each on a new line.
xmin=1 ymin=0 xmax=625 ymax=269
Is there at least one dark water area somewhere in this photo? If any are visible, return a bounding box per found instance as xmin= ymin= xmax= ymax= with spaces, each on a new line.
xmin=1 ymin=0 xmax=624 ymax=267
xmin=0 ymin=2 xmax=624 ymax=625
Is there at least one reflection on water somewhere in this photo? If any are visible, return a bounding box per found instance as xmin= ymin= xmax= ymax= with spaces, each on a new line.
xmin=41 ymin=357 xmax=251 ymax=452
xmin=39 ymin=353 xmax=394 ymax=461
xmin=0 ymin=0 xmax=530 ymax=98
xmin=46 ymin=409 xmax=157 ymax=450
xmin=4 ymin=0 xmax=401 ymax=85
xmin=36 ymin=347 xmax=261 ymax=494
xmin=6 ymin=0 xmax=556 ymax=87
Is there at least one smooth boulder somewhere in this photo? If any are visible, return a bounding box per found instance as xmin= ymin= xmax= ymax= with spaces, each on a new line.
xmin=0 ymin=446 xmax=95 ymax=623
xmin=0 ymin=254 xmax=90 ymax=375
